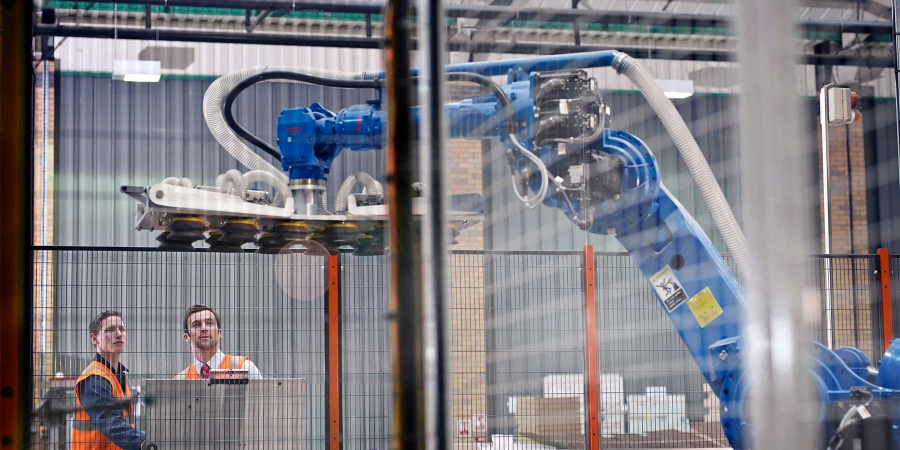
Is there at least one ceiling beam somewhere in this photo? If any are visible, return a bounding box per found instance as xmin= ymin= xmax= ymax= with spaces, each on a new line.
xmin=33 ymin=23 xmax=894 ymax=67
xmin=50 ymin=0 xmax=895 ymax=35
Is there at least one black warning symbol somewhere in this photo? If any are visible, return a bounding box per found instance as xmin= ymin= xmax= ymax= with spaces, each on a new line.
xmin=650 ymin=266 xmax=688 ymax=312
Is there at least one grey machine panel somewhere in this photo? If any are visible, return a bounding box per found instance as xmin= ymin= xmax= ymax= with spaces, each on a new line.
xmin=143 ymin=379 xmax=306 ymax=450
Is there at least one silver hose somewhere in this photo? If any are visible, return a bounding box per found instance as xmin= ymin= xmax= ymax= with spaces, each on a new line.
xmin=613 ymin=53 xmax=750 ymax=277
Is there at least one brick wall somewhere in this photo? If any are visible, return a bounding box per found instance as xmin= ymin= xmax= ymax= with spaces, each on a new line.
xmin=817 ymin=119 xmax=868 ymax=254
xmin=447 ymin=129 xmax=487 ymax=443
xmin=816 ymin=117 xmax=875 ymax=355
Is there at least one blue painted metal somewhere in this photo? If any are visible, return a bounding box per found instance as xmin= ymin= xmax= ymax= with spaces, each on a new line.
xmin=273 ymin=51 xmax=900 ymax=449
xmin=410 ymin=50 xmax=620 ymax=77
xmin=545 ymin=128 xmax=900 ymax=449
xmin=277 ymin=81 xmax=534 ymax=182
xmin=835 ymin=346 xmax=874 ymax=381
xmin=876 ymin=339 xmax=900 ymax=390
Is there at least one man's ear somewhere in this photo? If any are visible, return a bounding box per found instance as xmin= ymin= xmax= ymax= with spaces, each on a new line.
xmin=183 ymin=332 xmax=191 ymax=343
xmin=90 ymin=333 xmax=99 ymax=347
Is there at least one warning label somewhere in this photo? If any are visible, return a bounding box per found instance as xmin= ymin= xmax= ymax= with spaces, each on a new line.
xmin=687 ymin=287 xmax=723 ymax=328
xmin=650 ymin=265 xmax=688 ymax=312
xmin=457 ymin=420 xmax=471 ymax=438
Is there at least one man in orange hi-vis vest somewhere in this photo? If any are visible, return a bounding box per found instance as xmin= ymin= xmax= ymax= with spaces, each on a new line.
xmin=174 ymin=304 xmax=263 ymax=380
xmin=72 ymin=310 xmax=146 ymax=450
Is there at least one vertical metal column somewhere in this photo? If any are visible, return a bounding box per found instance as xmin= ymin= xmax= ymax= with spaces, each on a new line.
xmin=384 ymin=1 xmax=427 ymax=450
xmin=819 ymin=84 xmax=836 ymax=348
xmin=736 ymin=0 xmax=816 ymax=449
xmin=0 ymin=0 xmax=34 ymax=446
xmin=326 ymin=254 xmax=342 ymax=450
xmin=416 ymin=0 xmax=453 ymax=449
xmin=581 ymin=246 xmax=600 ymax=450
xmin=878 ymin=248 xmax=895 ymax=352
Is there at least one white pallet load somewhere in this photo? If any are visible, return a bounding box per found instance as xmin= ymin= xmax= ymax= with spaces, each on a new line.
xmin=626 ymin=386 xmax=691 ymax=434
xmin=490 ymin=434 xmax=556 ymax=450
xmin=541 ymin=373 xmax=625 ymax=436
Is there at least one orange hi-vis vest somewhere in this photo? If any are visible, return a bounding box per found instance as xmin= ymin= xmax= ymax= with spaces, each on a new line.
xmin=72 ymin=361 xmax=135 ymax=450
xmin=173 ymin=354 xmax=249 ymax=380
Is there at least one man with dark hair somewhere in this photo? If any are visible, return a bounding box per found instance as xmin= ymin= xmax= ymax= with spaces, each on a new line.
xmin=174 ymin=304 xmax=262 ymax=379
xmin=72 ymin=310 xmax=145 ymax=450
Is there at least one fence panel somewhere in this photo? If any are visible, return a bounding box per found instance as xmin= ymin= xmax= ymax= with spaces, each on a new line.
xmin=340 ymin=254 xmax=392 ymax=450
xmin=30 ymin=248 xmax=890 ymax=450
xmin=480 ymin=252 xmax=587 ymax=447
xmin=891 ymin=256 xmax=900 ymax=340
xmin=31 ymin=249 xmax=326 ymax=450
xmin=808 ymin=255 xmax=882 ymax=359
xmin=594 ymin=253 xmax=728 ymax=449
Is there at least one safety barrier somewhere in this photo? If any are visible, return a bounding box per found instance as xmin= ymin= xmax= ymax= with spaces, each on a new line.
xmin=28 ymin=247 xmax=893 ymax=450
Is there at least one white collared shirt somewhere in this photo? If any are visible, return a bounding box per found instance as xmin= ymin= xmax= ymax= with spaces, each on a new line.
xmin=194 ymin=350 xmax=263 ymax=379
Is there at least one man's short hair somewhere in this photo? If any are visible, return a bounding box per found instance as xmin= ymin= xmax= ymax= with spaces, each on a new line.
xmin=183 ymin=304 xmax=221 ymax=335
xmin=89 ymin=310 xmax=122 ymax=337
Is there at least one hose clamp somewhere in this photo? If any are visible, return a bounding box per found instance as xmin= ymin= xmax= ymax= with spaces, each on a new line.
xmin=289 ymin=178 xmax=327 ymax=191
xmin=611 ymin=52 xmax=631 ymax=74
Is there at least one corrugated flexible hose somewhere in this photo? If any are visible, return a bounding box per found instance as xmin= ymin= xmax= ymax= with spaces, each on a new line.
xmin=614 ymin=53 xmax=750 ymax=277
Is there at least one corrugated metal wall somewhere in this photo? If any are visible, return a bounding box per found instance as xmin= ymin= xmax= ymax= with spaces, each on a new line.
xmin=56 ymin=74 xmax=380 ymax=246
xmin=484 ymin=92 xmax=741 ymax=252
xmin=861 ymin=99 xmax=900 ymax=253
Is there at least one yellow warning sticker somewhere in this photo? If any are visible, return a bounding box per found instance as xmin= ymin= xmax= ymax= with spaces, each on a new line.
xmin=687 ymin=287 xmax=723 ymax=328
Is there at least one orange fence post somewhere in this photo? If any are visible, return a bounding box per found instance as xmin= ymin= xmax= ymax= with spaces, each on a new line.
xmin=877 ymin=248 xmax=894 ymax=353
xmin=582 ymin=246 xmax=600 ymax=450
xmin=326 ymin=254 xmax=342 ymax=450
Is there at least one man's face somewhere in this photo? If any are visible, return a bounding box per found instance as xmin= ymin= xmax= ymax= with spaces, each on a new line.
xmin=91 ymin=316 xmax=126 ymax=356
xmin=183 ymin=310 xmax=222 ymax=351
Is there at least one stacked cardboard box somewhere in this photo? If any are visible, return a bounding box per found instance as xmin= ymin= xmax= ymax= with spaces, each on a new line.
xmin=626 ymin=386 xmax=691 ymax=434
xmin=513 ymin=397 xmax=584 ymax=449
xmin=541 ymin=373 xmax=625 ymax=436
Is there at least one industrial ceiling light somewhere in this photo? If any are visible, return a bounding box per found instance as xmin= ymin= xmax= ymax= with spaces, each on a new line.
xmin=657 ymin=79 xmax=694 ymax=99
xmin=113 ymin=60 xmax=161 ymax=82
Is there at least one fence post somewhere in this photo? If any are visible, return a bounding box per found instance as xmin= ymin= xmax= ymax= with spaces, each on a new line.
xmin=877 ymin=248 xmax=894 ymax=354
xmin=582 ymin=246 xmax=600 ymax=450
xmin=326 ymin=254 xmax=342 ymax=450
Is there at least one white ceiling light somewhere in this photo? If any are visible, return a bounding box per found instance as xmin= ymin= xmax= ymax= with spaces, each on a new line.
xmin=657 ymin=79 xmax=694 ymax=99
xmin=113 ymin=60 xmax=161 ymax=83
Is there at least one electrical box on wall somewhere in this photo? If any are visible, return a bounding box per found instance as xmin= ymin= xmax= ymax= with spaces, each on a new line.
xmin=826 ymin=86 xmax=861 ymax=126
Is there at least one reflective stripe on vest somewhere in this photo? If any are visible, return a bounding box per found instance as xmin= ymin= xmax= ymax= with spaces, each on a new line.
xmin=71 ymin=420 xmax=95 ymax=431
xmin=174 ymin=354 xmax=248 ymax=380
xmin=71 ymin=361 xmax=134 ymax=450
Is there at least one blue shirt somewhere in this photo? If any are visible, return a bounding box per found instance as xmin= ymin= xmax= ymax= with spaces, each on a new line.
xmin=77 ymin=354 xmax=145 ymax=450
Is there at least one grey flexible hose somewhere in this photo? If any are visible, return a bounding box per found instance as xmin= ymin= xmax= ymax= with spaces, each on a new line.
xmin=334 ymin=172 xmax=384 ymax=213
xmin=614 ymin=53 xmax=750 ymax=277
xmin=203 ymin=66 xmax=379 ymax=183
xmin=162 ymin=177 xmax=194 ymax=188
xmin=216 ymin=169 xmax=248 ymax=197
xmin=244 ymin=170 xmax=292 ymax=208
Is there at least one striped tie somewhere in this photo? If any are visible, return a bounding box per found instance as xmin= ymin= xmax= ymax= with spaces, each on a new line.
xmin=200 ymin=363 xmax=211 ymax=379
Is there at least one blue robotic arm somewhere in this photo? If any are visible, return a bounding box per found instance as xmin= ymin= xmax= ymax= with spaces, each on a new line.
xmin=272 ymin=50 xmax=900 ymax=450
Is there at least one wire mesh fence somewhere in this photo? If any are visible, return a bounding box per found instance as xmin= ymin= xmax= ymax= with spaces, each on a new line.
xmin=31 ymin=249 xmax=325 ymax=450
xmin=340 ymin=255 xmax=391 ymax=450
xmin=808 ymin=255 xmax=882 ymax=359
xmin=29 ymin=248 xmax=891 ymax=450
xmin=594 ymin=253 xmax=726 ymax=449
xmin=478 ymin=251 xmax=587 ymax=448
xmin=892 ymin=256 xmax=900 ymax=340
